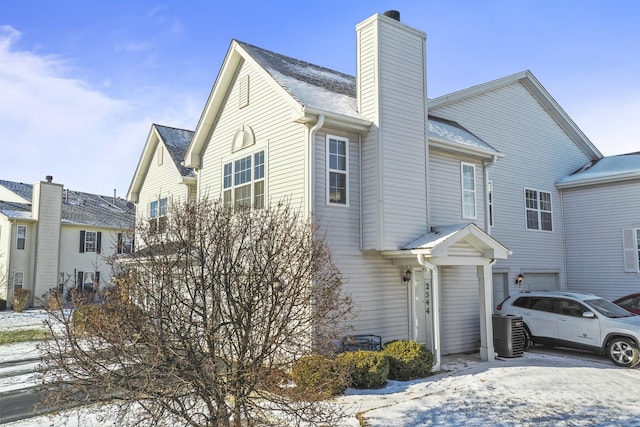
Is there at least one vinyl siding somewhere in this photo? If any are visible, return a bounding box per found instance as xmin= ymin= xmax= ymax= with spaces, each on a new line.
xmin=441 ymin=265 xmax=481 ymax=355
xmin=562 ymin=179 xmax=640 ymax=300
xmin=137 ymin=141 xmax=189 ymax=224
xmin=7 ymin=221 xmax=33 ymax=304
xmin=58 ymin=225 xmax=121 ymax=292
xmin=357 ymin=15 xmax=428 ymax=251
xmin=431 ymin=82 xmax=592 ymax=291
xmin=314 ymin=128 xmax=409 ymax=341
xmin=429 ymin=149 xmax=485 ymax=228
xmin=198 ymin=60 xmax=306 ymax=207
xmin=32 ymin=182 xmax=62 ymax=300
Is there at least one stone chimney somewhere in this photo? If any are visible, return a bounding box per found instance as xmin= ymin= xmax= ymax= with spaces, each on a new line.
xmin=356 ymin=12 xmax=429 ymax=250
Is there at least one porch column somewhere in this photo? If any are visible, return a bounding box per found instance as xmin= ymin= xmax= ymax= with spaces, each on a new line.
xmin=477 ymin=263 xmax=495 ymax=361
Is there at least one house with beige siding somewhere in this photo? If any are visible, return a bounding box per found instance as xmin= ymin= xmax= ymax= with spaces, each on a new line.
xmin=127 ymin=10 xmax=638 ymax=368
xmin=0 ymin=177 xmax=134 ymax=308
xmin=128 ymin=124 xmax=196 ymax=230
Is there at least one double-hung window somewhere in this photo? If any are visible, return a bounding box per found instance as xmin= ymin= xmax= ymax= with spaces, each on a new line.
xmin=150 ymin=197 xmax=168 ymax=233
xmin=13 ymin=271 xmax=24 ymax=291
xmin=222 ymin=150 xmax=265 ymax=208
xmin=461 ymin=163 xmax=477 ymax=218
xmin=525 ymin=188 xmax=553 ymax=231
xmin=327 ymin=135 xmax=348 ymax=205
xmin=16 ymin=225 xmax=26 ymax=250
xmin=79 ymin=230 xmax=102 ymax=253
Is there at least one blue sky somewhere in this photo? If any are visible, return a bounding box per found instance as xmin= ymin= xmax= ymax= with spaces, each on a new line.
xmin=2 ymin=0 xmax=639 ymax=196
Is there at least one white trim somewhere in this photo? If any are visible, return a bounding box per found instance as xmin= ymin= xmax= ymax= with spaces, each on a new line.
xmin=221 ymin=148 xmax=266 ymax=208
xmin=461 ymin=162 xmax=477 ymax=219
xmin=524 ymin=187 xmax=553 ymax=232
xmin=326 ymin=134 xmax=350 ymax=207
xmin=16 ymin=225 xmax=26 ymax=250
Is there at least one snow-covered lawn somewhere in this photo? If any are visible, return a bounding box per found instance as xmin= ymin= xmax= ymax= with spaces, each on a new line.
xmin=2 ymin=309 xmax=640 ymax=426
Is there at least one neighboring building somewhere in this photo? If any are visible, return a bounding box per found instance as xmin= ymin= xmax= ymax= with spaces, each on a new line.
xmin=127 ymin=11 xmax=639 ymax=369
xmin=0 ymin=176 xmax=135 ymax=308
xmin=127 ymin=124 xmax=196 ymax=230
xmin=557 ymin=153 xmax=640 ymax=300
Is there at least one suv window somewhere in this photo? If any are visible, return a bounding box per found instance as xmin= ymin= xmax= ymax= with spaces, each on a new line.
xmin=513 ymin=296 xmax=556 ymax=313
xmin=558 ymin=299 xmax=589 ymax=317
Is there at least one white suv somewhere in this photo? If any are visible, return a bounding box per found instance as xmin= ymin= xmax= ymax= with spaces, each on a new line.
xmin=496 ymin=291 xmax=640 ymax=367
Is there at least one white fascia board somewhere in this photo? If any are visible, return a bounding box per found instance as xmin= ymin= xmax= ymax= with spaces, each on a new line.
xmin=429 ymin=138 xmax=505 ymax=160
xmin=556 ymin=171 xmax=640 ymax=189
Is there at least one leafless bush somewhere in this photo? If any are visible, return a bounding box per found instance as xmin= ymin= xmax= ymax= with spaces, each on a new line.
xmin=40 ymin=199 xmax=353 ymax=426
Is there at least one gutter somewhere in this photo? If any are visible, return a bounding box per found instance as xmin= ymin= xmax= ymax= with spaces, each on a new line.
xmin=306 ymin=114 xmax=325 ymax=215
xmin=483 ymin=155 xmax=498 ymax=234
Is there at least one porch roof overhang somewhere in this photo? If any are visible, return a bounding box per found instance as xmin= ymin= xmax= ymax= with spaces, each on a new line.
xmin=381 ymin=223 xmax=510 ymax=265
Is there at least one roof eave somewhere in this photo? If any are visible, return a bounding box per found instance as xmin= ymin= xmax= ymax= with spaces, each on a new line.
xmin=430 ymin=70 xmax=603 ymax=162
xmin=297 ymin=107 xmax=371 ymax=131
xmin=557 ymin=171 xmax=640 ymax=189
xmin=429 ymin=138 xmax=505 ymax=160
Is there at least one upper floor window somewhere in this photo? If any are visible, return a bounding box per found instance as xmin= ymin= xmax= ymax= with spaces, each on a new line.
xmin=16 ymin=225 xmax=26 ymax=250
xmin=461 ymin=163 xmax=476 ymax=219
xmin=525 ymin=188 xmax=553 ymax=231
xmin=223 ymin=150 xmax=265 ymax=208
xmin=150 ymin=197 xmax=168 ymax=233
xmin=79 ymin=230 xmax=102 ymax=253
xmin=327 ymin=135 xmax=348 ymax=205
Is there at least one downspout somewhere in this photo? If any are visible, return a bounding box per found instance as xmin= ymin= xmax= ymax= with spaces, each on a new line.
xmin=307 ymin=114 xmax=325 ymax=216
xmin=418 ymin=254 xmax=440 ymax=371
xmin=483 ymin=155 xmax=498 ymax=234
xmin=359 ymin=133 xmax=363 ymax=250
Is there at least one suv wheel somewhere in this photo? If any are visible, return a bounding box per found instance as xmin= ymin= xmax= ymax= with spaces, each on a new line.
xmin=523 ymin=325 xmax=533 ymax=350
xmin=607 ymin=337 xmax=640 ymax=367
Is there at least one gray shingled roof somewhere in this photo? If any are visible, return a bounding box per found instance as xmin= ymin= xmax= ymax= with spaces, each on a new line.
xmin=0 ymin=180 xmax=33 ymax=201
xmin=154 ymin=124 xmax=196 ymax=178
xmin=237 ymin=41 xmax=493 ymax=154
xmin=237 ymin=40 xmax=361 ymax=120
xmin=429 ymin=116 xmax=499 ymax=154
xmin=0 ymin=180 xmax=135 ymax=229
xmin=557 ymin=152 xmax=640 ymax=186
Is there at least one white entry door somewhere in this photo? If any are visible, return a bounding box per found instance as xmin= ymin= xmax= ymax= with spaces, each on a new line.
xmin=410 ymin=270 xmax=433 ymax=349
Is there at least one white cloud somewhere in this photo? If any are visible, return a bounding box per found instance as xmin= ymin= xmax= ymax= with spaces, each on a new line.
xmin=0 ymin=26 xmax=178 ymax=197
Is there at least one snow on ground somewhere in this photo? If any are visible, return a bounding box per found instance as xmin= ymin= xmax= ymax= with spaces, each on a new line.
xmin=2 ymin=309 xmax=640 ymax=426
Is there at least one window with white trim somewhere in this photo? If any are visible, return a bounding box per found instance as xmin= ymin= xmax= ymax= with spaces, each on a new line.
xmin=461 ymin=163 xmax=476 ymax=218
xmin=13 ymin=271 xmax=24 ymax=291
xmin=327 ymin=135 xmax=348 ymax=205
xmin=222 ymin=150 xmax=265 ymax=208
xmin=525 ymin=188 xmax=553 ymax=231
xmin=16 ymin=225 xmax=26 ymax=250
xmin=149 ymin=197 xmax=168 ymax=233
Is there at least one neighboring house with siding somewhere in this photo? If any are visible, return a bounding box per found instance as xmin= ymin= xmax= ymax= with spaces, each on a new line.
xmin=0 ymin=177 xmax=135 ymax=308
xmin=428 ymin=71 xmax=603 ymax=304
xmin=127 ymin=11 xmax=637 ymax=368
xmin=127 ymin=124 xmax=196 ymax=229
xmin=557 ymin=153 xmax=640 ymax=300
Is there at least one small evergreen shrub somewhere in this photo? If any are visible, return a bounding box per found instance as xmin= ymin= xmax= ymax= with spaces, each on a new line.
xmin=12 ymin=289 xmax=31 ymax=312
xmin=382 ymin=339 xmax=434 ymax=380
xmin=336 ymin=350 xmax=389 ymax=389
xmin=291 ymin=355 xmax=349 ymax=398
xmin=0 ymin=298 xmax=6 ymax=311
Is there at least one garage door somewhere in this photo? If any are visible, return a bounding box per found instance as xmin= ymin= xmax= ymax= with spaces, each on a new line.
xmin=440 ymin=265 xmax=480 ymax=355
xmin=520 ymin=273 xmax=559 ymax=291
